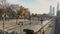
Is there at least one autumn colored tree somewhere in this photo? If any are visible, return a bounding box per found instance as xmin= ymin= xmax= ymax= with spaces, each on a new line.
xmin=18 ymin=6 xmax=25 ymax=16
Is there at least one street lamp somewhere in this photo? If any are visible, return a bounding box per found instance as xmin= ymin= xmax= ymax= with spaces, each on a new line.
xmin=40 ymin=17 xmax=43 ymax=25
xmin=16 ymin=15 xmax=19 ymax=24
xmin=29 ymin=16 xmax=31 ymax=25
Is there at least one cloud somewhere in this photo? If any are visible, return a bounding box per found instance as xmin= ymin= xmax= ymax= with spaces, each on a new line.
xmin=7 ymin=0 xmax=60 ymax=14
xmin=7 ymin=0 xmax=20 ymax=4
xmin=19 ymin=0 xmax=50 ymax=14
xmin=23 ymin=0 xmax=36 ymax=4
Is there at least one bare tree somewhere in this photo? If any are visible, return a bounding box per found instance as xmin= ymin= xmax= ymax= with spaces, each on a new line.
xmin=0 ymin=0 xmax=7 ymax=19
xmin=0 ymin=0 xmax=6 ymax=4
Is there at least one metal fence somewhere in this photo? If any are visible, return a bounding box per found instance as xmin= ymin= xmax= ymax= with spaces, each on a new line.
xmin=0 ymin=17 xmax=55 ymax=34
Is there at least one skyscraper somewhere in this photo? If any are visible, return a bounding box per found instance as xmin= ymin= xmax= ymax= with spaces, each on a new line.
xmin=53 ymin=7 xmax=55 ymax=16
xmin=50 ymin=5 xmax=52 ymax=16
xmin=49 ymin=5 xmax=55 ymax=16
xmin=56 ymin=2 xmax=59 ymax=16
xmin=49 ymin=5 xmax=53 ymax=16
xmin=57 ymin=2 xmax=59 ymax=11
xmin=57 ymin=11 xmax=60 ymax=16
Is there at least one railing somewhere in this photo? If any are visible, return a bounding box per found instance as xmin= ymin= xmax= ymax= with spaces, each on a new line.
xmin=35 ymin=18 xmax=55 ymax=34
xmin=0 ymin=17 xmax=55 ymax=34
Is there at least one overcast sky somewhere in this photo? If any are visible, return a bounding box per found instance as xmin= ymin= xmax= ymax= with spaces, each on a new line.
xmin=7 ymin=0 xmax=60 ymax=14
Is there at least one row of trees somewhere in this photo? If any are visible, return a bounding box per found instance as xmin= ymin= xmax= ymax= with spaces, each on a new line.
xmin=0 ymin=0 xmax=20 ymax=19
xmin=0 ymin=0 xmax=31 ymax=19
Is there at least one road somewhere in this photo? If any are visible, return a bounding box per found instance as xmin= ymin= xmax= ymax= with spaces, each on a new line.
xmin=0 ymin=19 xmax=55 ymax=34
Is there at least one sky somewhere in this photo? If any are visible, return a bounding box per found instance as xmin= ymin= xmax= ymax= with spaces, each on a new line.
xmin=7 ymin=0 xmax=60 ymax=14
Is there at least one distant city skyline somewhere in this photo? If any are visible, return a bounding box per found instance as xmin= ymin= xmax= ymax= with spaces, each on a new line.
xmin=6 ymin=0 xmax=60 ymax=14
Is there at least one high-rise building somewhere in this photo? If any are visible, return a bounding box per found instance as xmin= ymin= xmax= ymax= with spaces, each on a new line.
xmin=49 ymin=5 xmax=55 ymax=16
xmin=57 ymin=11 xmax=60 ymax=16
xmin=49 ymin=5 xmax=53 ymax=16
xmin=53 ymin=7 xmax=55 ymax=16
xmin=57 ymin=2 xmax=59 ymax=11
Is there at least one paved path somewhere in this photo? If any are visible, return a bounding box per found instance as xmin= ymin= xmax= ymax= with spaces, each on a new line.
xmin=0 ymin=19 xmax=53 ymax=34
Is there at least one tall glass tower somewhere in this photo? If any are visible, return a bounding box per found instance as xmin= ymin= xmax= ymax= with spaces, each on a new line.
xmin=49 ymin=5 xmax=55 ymax=16
xmin=50 ymin=5 xmax=53 ymax=16
xmin=57 ymin=2 xmax=59 ymax=11
xmin=53 ymin=7 xmax=55 ymax=16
